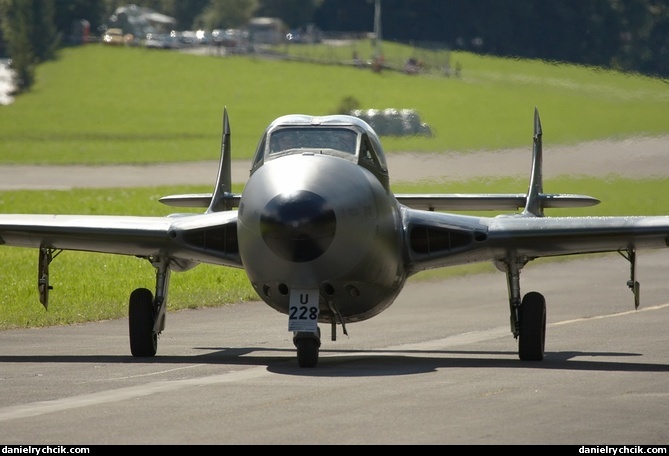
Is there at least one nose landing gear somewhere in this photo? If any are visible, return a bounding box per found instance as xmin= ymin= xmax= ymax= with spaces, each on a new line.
xmin=293 ymin=327 xmax=321 ymax=367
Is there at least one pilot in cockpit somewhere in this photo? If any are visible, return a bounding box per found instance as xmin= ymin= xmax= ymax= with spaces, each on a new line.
xmin=270 ymin=130 xmax=301 ymax=153
xmin=335 ymin=130 xmax=358 ymax=154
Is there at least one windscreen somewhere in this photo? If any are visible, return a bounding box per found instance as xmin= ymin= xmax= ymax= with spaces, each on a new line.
xmin=269 ymin=127 xmax=358 ymax=155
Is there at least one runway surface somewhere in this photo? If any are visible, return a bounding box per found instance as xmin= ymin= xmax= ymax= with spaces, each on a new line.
xmin=0 ymin=139 xmax=668 ymax=444
xmin=0 ymin=253 xmax=667 ymax=444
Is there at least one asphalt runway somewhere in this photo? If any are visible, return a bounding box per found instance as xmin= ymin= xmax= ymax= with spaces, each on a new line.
xmin=0 ymin=141 xmax=668 ymax=444
xmin=0 ymin=253 xmax=667 ymax=444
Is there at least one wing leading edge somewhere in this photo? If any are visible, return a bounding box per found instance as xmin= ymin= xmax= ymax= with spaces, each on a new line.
xmin=0 ymin=211 xmax=242 ymax=268
xmin=403 ymin=208 xmax=669 ymax=274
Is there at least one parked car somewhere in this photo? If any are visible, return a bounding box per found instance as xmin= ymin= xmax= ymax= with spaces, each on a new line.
xmin=144 ymin=33 xmax=180 ymax=50
xmin=103 ymin=28 xmax=132 ymax=46
xmin=211 ymin=28 xmax=251 ymax=54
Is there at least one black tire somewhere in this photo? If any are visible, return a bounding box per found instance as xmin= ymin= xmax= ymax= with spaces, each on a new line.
xmin=296 ymin=338 xmax=319 ymax=368
xmin=129 ymin=287 xmax=157 ymax=357
xmin=518 ymin=291 xmax=546 ymax=361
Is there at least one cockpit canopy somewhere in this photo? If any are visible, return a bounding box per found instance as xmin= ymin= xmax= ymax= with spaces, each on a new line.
xmin=251 ymin=114 xmax=390 ymax=188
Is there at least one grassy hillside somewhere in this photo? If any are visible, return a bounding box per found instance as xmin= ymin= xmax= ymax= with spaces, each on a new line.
xmin=0 ymin=43 xmax=668 ymax=164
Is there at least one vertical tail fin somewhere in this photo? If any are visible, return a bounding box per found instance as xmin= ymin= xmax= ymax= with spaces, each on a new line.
xmin=207 ymin=107 xmax=233 ymax=212
xmin=523 ymin=107 xmax=544 ymax=217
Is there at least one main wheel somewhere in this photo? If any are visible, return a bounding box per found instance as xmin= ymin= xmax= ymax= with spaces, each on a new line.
xmin=296 ymin=338 xmax=319 ymax=368
xmin=518 ymin=291 xmax=546 ymax=361
xmin=129 ymin=287 xmax=157 ymax=357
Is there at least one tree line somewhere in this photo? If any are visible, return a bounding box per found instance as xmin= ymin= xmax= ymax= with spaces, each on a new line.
xmin=1 ymin=0 xmax=667 ymax=94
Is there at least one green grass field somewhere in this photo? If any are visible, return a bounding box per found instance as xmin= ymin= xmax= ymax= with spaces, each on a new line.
xmin=1 ymin=43 xmax=668 ymax=164
xmin=1 ymin=42 xmax=668 ymax=330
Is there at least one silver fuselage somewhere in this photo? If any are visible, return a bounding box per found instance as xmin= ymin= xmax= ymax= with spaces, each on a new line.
xmin=238 ymin=151 xmax=406 ymax=323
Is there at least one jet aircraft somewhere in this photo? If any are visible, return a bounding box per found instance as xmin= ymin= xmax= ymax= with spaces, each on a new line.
xmin=1 ymin=108 xmax=668 ymax=367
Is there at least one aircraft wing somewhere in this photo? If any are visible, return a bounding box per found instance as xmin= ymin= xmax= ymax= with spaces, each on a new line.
xmin=0 ymin=211 xmax=243 ymax=269
xmin=403 ymin=208 xmax=669 ymax=273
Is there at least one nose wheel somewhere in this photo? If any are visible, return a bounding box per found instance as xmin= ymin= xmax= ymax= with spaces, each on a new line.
xmin=293 ymin=327 xmax=321 ymax=367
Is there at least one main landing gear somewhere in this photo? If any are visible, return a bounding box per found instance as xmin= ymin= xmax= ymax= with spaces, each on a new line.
xmin=500 ymin=257 xmax=546 ymax=361
xmin=128 ymin=256 xmax=170 ymax=357
xmin=502 ymin=247 xmax=640 ymax=362
xmin=129 ymin=288 xmax=157 ymax=356
xmin=517 ymin=291 xmax=546 ymax=361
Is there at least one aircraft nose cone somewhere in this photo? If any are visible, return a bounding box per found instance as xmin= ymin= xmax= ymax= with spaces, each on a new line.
xmin=260 ymin=190 xmax=336 ymax=262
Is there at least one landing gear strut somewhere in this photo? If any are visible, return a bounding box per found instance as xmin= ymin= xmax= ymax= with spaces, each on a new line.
xmin=128 ymin=256 xmax=170 ymax=357
xmin=500 ymin=256 xmax=546 ymax=361
xmin=293 ymin=327 xmax=321 ymax=367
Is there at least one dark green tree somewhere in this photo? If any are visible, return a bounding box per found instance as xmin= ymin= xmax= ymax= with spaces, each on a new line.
xmin=313 ymin=0 xmax=374 ymax=32
xmin=195 ymin=0 xmax=259 ymax=30
xmin=645 ymin=1 xmax=669 ymax=77
xmin=161 ymin=0 xmax=212 ymax=30
xmin=33 ymin=0 xmax=59 ymax=61
xmin=256 ymin=0 xmax=323 ymax=28
xmin=0 ymin=0 xmax=36 ymax=93
xmin=53 ymin=0 xmax=107 ymax=43
xmin=0 ymin=0 xmax=60 ymax=93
